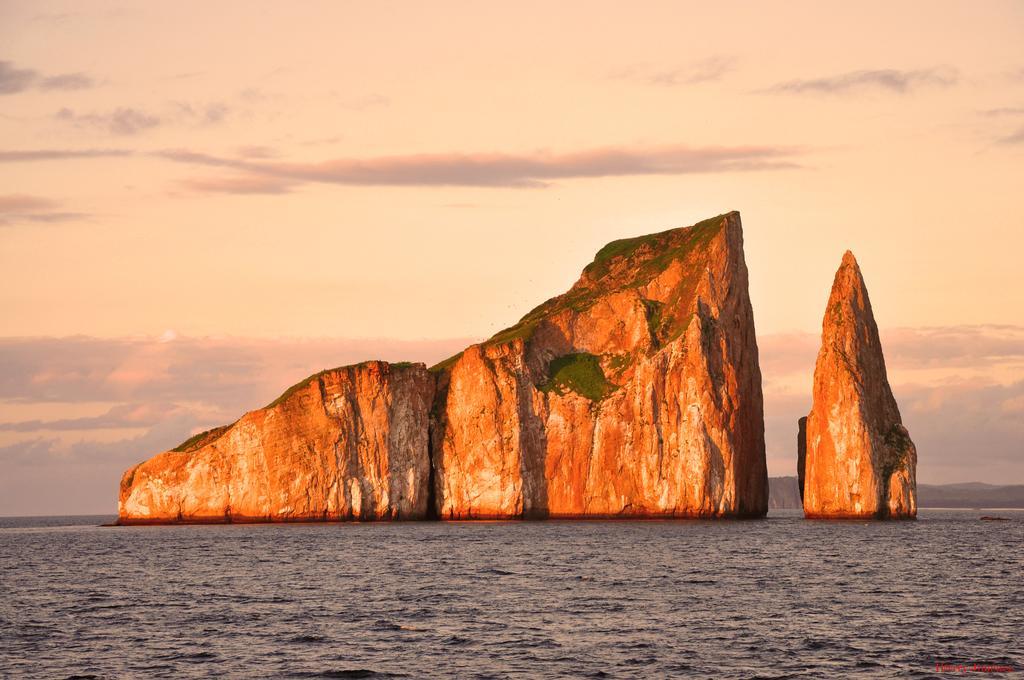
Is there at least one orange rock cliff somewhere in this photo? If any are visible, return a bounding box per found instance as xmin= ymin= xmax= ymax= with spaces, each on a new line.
xmin=800 ymin=251 xmax=918 ymax=519
xmin=118 ymin=212 xmax=769 ymax=523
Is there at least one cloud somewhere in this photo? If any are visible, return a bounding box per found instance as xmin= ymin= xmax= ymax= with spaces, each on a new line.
xmin=0 ymin=195 xmax=54 ymax=212
xmin=0 ymin=60 xmax=96 ymax=95
xmin=979 ymin=107 xmax=1024 ymax=117
xmin=614 ymin=57 xmax=737 ymax=86
xmin=0 ymin=193 xmax=88 ymax=226
xmin=55 ymin=107 xmax=161 ymax=136
xmin=762 ymin=66 xmax=959 ymax=95
xmin=760 ymin=325 xmax=1024 ymax=377
xmin=0 ymin=416 xmax=199 ymax=515
xmin=177 ymin=175 xmax=298 ymax=195
xmin=171 ymin=101 xmax=230 ymax=125
xmin=0 ymin=335 xmax=474 ymax=406
xmin=0 ymin=402 xmax=192 ymax=432
xmin=0 ymin=61 xmax=37 ymax=94
xmin=0 ymin=149 xmax=132 ymax=162
xmin=1 ymin=142 xmax=799 ymax=192
xmin=995 ymin=126 xmax=1024 ymax=146
xmin=880 ymin=325 xmax=1024 ymax=368
xmin=159 ymin=143 xmax=801 ymax=193
xmin=38 ymin=72 xmax=94 ymax=91
xmin=235 ymin=145 xmax=279 ymax=159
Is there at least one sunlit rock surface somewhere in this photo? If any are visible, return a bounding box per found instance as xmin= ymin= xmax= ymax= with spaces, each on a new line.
xmin=118 ymin=212 xmax=768 ymax=523
xmin=433 ymin=212 xmax=767 ymax=518
xmin=801 ymin=252 xmax=917 ymax=519
xmin=118 ymin=362 xmax=435 ymax=523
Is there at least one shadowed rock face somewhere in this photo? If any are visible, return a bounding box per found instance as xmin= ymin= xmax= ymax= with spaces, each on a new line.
xmin=117 ymin=212 xmax=768 ymax=523
xmin=797 ymin=416 xmax=807 ymax=502
xmin=118 ymin=362 xmax=435 ymax=523
xmin=433 ymin=212 xmax=767 ymax=518
xmin=801 ymin=252 xmax=917 ymax=519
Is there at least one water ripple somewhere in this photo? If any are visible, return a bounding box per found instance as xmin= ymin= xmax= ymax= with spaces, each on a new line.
xmin=0 ymin=510 xmax=1021 ymax=678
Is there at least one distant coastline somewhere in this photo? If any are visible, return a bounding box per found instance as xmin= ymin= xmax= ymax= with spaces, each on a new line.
xmin=769 ymin=477 xmax=1024 ymax=510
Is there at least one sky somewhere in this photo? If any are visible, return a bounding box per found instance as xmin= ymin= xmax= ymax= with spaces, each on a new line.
xmin=1 ymin=1 xmax=1022 ymax=514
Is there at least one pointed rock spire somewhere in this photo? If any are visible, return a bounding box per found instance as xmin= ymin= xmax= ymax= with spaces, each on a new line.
xmin=801 ymin=251 xmax=917 ymax=519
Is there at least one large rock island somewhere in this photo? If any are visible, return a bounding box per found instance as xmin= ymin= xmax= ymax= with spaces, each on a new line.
xmin=800 ymin=252 xmax=917 ymax=519
xmin=118 ymin=211 xmax=768 ymax=523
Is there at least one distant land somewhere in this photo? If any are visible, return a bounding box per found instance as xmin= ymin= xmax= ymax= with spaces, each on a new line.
xmin=769 ymin=477 xmax=1024 ymax=510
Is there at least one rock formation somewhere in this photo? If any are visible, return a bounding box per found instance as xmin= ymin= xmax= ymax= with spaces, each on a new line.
xmin=118 ymin=362 xmax=435 ymax=523
xmin=800 ymin=251 xmax=917 ymax=519
xmin=118 ymin=211 xmax=768 ymax=523
xmin=433 ymin=212 xmax=767 ymax=519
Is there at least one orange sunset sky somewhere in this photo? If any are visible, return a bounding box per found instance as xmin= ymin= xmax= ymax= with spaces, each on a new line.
xmin=1 ymin=1 xmax=1022 ymax=514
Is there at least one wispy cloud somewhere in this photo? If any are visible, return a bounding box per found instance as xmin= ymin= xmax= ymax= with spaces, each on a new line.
xmin=0 ymin=194 xmax=88 ymax=226
xmin=161 ymin=143 xmax=801 ymax=194
xmin=178 ymin=175 xmax=298 ymax=195
xmin=55 ymin=107 xmax=161 ymax=136
xmin=995 ymin=126 xmax=1024 ymax=145
xmin=0 ymin=402 xmax=191 ymax=432
xmin=38 ymin=72 xmax=94 ymax=91
xmin=0 ymin=60 xmax=95 ymax=95
xmin=1 ymin=142 xmax=799 ymax=192
xmin=762 ymin=66 xmax=958 ymax=95
xmin=170 ymin=101 xmax=230 ymax=125
xmin=0 ymin=61 xmax=37 ymax=94
xmin=979 ymin=106 xmax=1024 ymax=117
xmin=235 ymin=145 xmax=279 ymax=159
xmin=0 ymin=335 xmax=474 ymax=406
xmin=612 ymin=56 xmax=736 ymax=86
xmin=0 ymin=148 xmax=132 ymax=162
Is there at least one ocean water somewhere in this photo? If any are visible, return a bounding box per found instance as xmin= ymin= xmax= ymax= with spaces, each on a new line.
xmin=1 ymin=510 xmax=1020 ymax=679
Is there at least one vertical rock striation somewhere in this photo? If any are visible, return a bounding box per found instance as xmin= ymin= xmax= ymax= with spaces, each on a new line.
xmin=118 ymin=362 xmax=435 ymax=523
xmin=432 ymin=212 xmax=767 ymax=518
xmin=801 ymin=252 xmax=917 ymax=519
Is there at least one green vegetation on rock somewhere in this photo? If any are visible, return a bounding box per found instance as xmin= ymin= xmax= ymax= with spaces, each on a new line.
xmin=607 ymin=352 xmax=632 ymax=375
xmin=265 ymin=360 xmax=413 ymax=408
xmin=482 ymin=213 xmax=730 ymax=350
xmin=642 ymin=299 xmax=666 ymax=344
xmin=583 ymin=213 xmax=727 ymax=284
xmin=266 ymin=370 xmax=329 ymax=409
xmin=172 ymin=425 xmax=231 ymax=453
xmin=540 ymin=353 xmax=617 ymax=402
xmin=429 ymin=351 xmax=464 ymax=373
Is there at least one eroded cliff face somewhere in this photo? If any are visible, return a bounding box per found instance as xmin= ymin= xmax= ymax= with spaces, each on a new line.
xmin=118 ymin=362 xmax=435 ymax=523
xmin=801 ymin=252 xmax=917 ymax=519
xmin=433 ymin=212 xmax=767 ymax=518
xmin=118 ymin=211 xmax=768 ymax=523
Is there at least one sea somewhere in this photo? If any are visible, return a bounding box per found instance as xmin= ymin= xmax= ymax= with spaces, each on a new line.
xmin=1 ymin=510 xmax=1020 ymax=679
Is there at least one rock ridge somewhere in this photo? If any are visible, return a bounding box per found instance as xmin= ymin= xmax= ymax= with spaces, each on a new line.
xmin=117 ymin=211 xmax=769 ymax=523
